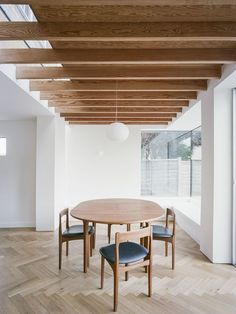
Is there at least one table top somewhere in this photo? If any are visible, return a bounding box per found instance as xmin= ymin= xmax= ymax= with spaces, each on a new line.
xmin=70 ymin=198 xmax=164 ymax=224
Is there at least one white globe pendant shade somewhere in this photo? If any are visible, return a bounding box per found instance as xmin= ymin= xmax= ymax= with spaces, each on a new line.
xmin=106 ymin=122 xmax=129 ymax=142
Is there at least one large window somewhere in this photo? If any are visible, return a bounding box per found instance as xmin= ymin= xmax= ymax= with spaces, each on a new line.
xmin=141 ymin=127 xmax=201 ymax=198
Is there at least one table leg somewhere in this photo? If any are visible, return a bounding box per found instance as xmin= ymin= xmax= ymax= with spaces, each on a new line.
xmin=144 ymin=222 xmax=150 ymax=248
xmin=144 ymin=222 xmax=150 ymax=273
xmin=83 ymin=220 xmax=89 ymax=273
xmin=140 ymin=222 xmax=144 ymax=246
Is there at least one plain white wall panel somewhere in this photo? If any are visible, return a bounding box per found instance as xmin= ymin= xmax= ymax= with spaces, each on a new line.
xmin=0 ymin=120 xmax=36 ymax=227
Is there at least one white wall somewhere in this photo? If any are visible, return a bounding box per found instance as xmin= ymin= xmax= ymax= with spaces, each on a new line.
xmin=0 ymin=120 xmax=36 ymax=227
xmin=36 ymin=116 xmax=55 ymax=231
xmin=0 ymin=65 xmax=53 ymax=119
xmin=36 ymin=115 xmax=67 ymax=231
xmin=168 ymin=101 xmax=201 ymax=131
xmin=199 ymin=64 xmax=236 ymax=263
xmin=66 ymin=124 xmax=165 ymax=206
xmin=67 ymin=125 xmax=141 ymax=205
xmin=200 ymin=80 xmax=233 ymax=263
xmin=54 ymin=117 xmax=67 ymax=228
xmin=213 ymin=86 xmax=233 ymax=262
xmin=200 ymin=87 xmax=215 ymax=261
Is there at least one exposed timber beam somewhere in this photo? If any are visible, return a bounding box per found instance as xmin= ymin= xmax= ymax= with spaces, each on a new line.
xmin=59 ymin=112 xmax=176 ymax=118
xmin=48 ymin=100 xmax=189 ymax=107
xmin=1 ymin=48 xmax=235 ymax=64
xmin=16 ymin=65 xmax=221 ymax=80
xmin=51 ymin=41 xmax=236 ymax=50
xmin=0 ymin=22 xmax=236 ymax=40
xmin=64 ymin=117 xmax=172 ymax=122
xmin=68 ymin=121 xmax=169 ymax=125
xmin=0 ymin=1 xmax=235 ymax=5
xmin=64 ymin=118 xmax=172 ymax=122
xmin=1 ymin=1 xmax=236 ymax=24
xmin=40 ymin=91 xmax=197 ymax=101
xmin=30 ymin=79 xmax=207 ymax=92
xmin=55 ymin=107 xmax=182 ymax=113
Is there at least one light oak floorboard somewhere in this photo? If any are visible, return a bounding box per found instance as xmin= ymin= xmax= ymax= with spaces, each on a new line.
xmin=0 ymin=224 xmax=236 ymax=313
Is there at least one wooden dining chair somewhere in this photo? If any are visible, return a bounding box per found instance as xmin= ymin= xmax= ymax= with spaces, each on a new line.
xmin=100 ymin=226 xmax=152 ymax=312
xmin=107 ymin=223 xmax=131 ymax=243
xmin=152 ymin=208 xmax=176 ymax=269
xmin=59 ymin=208 xmax=95 ymax=269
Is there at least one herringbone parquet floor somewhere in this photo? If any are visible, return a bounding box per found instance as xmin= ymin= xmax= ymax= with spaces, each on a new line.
xmin=0 ymin=224 xmax=236 ymax=314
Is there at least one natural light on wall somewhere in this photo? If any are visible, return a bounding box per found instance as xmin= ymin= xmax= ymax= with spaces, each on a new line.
xmin=0 ymin=137 xmax=7 ymax=156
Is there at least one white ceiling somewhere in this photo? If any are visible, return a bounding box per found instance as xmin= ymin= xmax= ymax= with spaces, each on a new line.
xmin=0 ymin=70 xmax=53 ymax=120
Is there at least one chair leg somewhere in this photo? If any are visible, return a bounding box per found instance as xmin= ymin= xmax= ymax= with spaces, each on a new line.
xmin=66 ymin=241 xmax=69 ymax=256
xmin=101 ymin=256 xmax=105 ymax=289
xmin=165 ymin=241 xmax=168 ymax=257
xmin=108 ymin=224 xmax=111 ymax=244
xmin=125 ymin=270 xmax=129 ymax=281
xmin=92 ymin=222 xmax=96 ymax=249
xmin=113 ymin=269 xmax=119 ymax=312
xmin=87 ymin=237 xmax=90 ymax=267
xmin=148 ymin=262 xmax=152 ymax=297
xmin=172 ymin=240 xmax=175 ymax=270
xmin=127 ymin=224 xmax=131 ymax=232
xmin=59 ymin=241 xmax=62 ymax=270
xmin=90 ymin=235 xmax=93 ymax=257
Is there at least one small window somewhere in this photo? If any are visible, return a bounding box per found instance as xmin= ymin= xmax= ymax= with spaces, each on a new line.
xmin=0 ymin=137 xmax=7 ymax=156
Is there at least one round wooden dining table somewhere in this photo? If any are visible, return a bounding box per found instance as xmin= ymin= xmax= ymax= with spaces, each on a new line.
xmin=70 ymin=198 xmax=164 ymax=273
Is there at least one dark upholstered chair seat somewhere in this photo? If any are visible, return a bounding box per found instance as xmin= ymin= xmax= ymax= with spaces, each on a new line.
xmin=100 ymin=241 xmax=148 ymax=264
xmin=152 ymin=225 xmax=172 ymax=238
xmin=63 ymin=224 xmax=94 ymax=237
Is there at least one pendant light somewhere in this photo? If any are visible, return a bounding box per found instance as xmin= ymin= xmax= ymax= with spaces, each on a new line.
xmin=106 ymin=81 xmax=129 ymax=142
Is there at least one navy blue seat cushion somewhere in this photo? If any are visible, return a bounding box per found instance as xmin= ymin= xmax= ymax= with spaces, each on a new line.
xmin=152 ymin=225 xmax=172 ymax=238
xmin=99 ymin=242 xmax=148 ymax=264
xmin=63 ymin=224 xmax=94 ymax=237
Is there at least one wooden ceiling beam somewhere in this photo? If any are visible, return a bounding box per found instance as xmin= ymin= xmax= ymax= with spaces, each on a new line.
xmin=0 ymin=22 xmax=236 ymax=40
xmin=55 ymin=107 xmax=182 ymax=113
xmin=67 ymin=121 xmax=169 ymax=125
xmin=64 ymin=117 xmax=172 ymax=122
xmin=1 ymin=1 xmax=235 ymax=5
xmin=51 ymin=40 xmax=236 ymax=49
xmin=30 ymin=79 xmax=207 ymax=92
xmin=1 ymin=2 xmax=236 ymax=23
xmin=40 ymin=91 xmax=197 ymax=101
xmin=64 ymin=117 xmax=172 ymax=121
xmin=1 ymin=48 xmax=235 ymax=64
xmin=48 ymin=100 xmax=189 ymax=107
xmin=60 ymin=112 xmax=176 ymax=118
xmin=17 ymin=65 xmax=221 ymax=80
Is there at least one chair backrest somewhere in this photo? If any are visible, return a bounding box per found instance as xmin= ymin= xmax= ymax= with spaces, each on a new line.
xmin=114 ymin=227 xmax=152 ymax=265
xmin=166 ymin=208 xmax=176 ymax=236
xmin=59 ymin=208 xmax=69 ymax=237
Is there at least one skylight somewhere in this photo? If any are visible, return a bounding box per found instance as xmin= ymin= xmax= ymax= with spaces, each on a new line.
xmin=0 ymin=5 xmax=51 ymax=49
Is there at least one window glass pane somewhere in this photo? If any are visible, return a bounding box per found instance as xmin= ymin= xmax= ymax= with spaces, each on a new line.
xmin=0 ymin=138 xmax=7 ymax=156
xmin=191 ymin=127 xmax=202 ymax=198
xmin=141 ymin=128 xmax=201 ymax=198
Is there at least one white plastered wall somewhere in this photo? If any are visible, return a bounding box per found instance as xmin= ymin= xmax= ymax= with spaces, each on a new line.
xmin=0 ymin=120 xmax=36 ymax=227
xmin=200 ymin=65 xmax=236 ymax=263
xmin=36 ymin=115 xmax=67 ymax=231
xmin=66 ymin=124 xmax=166 ymax=206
